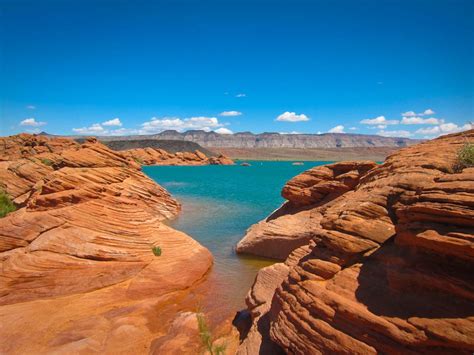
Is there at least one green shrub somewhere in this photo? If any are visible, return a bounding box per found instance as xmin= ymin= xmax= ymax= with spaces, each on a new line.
xmin=457 ymin=142 xmax=474 ymax=169
xmin=39 ymin=158 xmax=54 ymax=166
xmin=152 ymin=246 xmax=162 ymax=256
xmin=0 ymin=190 xmax=16 ymax=218
xmin=196 ymin=313 xmax=226 ymax=355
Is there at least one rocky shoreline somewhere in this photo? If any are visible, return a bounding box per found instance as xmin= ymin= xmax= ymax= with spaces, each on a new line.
xmin=1 ymin=131 xmax=472 ymax=354
xmin=0 ymin=134 xmax=235 ymax=353
xmin=235 ymin=130 xmax=474 ymax=354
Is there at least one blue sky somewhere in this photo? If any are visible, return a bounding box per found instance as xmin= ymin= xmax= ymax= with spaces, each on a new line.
xmin=1 ymin=0 xmax=473 ymax=138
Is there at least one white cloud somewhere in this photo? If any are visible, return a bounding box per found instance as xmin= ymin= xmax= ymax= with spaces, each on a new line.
xmin=377 ymin=129 xmax=412 ymax=138
xmin=107 ymin=128 xmax=139 ymax=136
xmin=235 ymin=93 xmax=246 ymax=97
xmin=140 ymin=116 xmax=224 ymax=133
xmin=279 ymin=131 xmax=301 ymax=134
xmin=403 ymin=108 xmax=436 ymax=117
xmin=415 ymin=126 xmax=440 ymax=135
xmin=72 ymin=123 xmax=106 ymax=135
xmin=360 ymin=116 xmax=398 ymax=125
xmin=214 ymin=127 xmax=233 ymax=134
xmin=440 ymin=122 xmax=472 ymax=133
xmin=402 ymin=111 xmax=417 ymax=117
xmin=328 ymin=125 xmax=345 ymax=133
xmin=415 ymin=122 xmax=473 ymax=136
xmin=401 ymin=116 xmax=442 ymax=125
xmin=439 ymin=123 xmax=459 ymax=132
xmin=276 ymin=111 xmax=309 ymax=122
xmin=219 ymin=111 xmax=242 ymax=117
xmin=102 ymin=118 xmax=122 ymax=126
xmin=349 ymin=127 xmax=357 ymax=130
xmin=26 ymin=105 xmax=36 ymax=110
xmin=20 ymin=118 xmax=46 ymax=127
xmin=415 ymin=122 xmax=472 ymax=137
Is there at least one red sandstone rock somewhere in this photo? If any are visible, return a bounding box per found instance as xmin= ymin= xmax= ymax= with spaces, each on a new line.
xmin=123 ymin=147 xmax=234 ymax=166
xmin=238 ymin=130 xmax=474 ymax=354
xmin=0 ymin=134 xmax=215 ymax=353
xmin=281 ymin=160 xmax=377 ymax=206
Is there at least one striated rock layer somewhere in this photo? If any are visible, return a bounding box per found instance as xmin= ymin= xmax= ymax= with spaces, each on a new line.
xmin=0 ymin=134 xmax=217 ymax=354
xmin=122 ymin=147 xmax=234 ymax=166
xmin=237 ymin=130 xmax=474 ymax=354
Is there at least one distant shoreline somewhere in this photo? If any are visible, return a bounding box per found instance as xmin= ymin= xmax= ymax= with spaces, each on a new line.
xmin=212 ymin=146 xmax=399 ymax=162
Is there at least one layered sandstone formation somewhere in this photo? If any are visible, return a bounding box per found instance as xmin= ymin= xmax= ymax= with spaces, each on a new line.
xmin=237 ymin=130 xmax=474 ymax=354
xmin=0 ymin=134 xmax=217 ymax=353
xmin=122 ymin=147 xmax=234 ymax=166
xmin=236 ymin=161 xmax=377 ymax=260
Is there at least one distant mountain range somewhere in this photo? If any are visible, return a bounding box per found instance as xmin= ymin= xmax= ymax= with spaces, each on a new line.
xmin=42 ymin=130 xmax=419 ymax=149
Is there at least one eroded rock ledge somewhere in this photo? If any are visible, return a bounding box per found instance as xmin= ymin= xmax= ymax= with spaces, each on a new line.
xmin=237 ymin=130 xmax=474 ymax=354
xmin=0 ymin=134 xmax=217 ymax=353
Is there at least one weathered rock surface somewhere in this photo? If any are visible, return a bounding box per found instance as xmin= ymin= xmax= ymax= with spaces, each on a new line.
xmin=0 ymin=134 xmax=216 ymax=353
xmin=237 ymin=130 xmax=474 ymax=354
xmin=236 ymin=161 xmax=377 ymax=260
xmin=123 ymin=147 xmax=234 ymax=165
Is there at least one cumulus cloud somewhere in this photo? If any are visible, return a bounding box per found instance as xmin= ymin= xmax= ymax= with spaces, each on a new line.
xmin=72 ymin=123 xmax=106 ymax=135
xmin=102 ymin=118 xmax=122 ymax=126
xmin=214 ymin=127 xmax=233 ymax=134
xmin=401 ymin=116 xmax=442 ymax=125
xmin=360 ymin=116 xmax=398 ymax=125
xmin=140 ymin=116 xmax=224 ymax=133
xmin=416 ymin=122 xmax=472 ymax=136
xmin=328 ymin=125 xmax=345 ymax=133
xmin=402 ymin=111 xmax=417 ymax=117
xmin=276 ymin=111 xmax=309 ymax=122
xmin=403 ymin=108 xmax=436 ymax=117
xmin=219 ymin=111 xmax=242 ymax=117
xmin=20 ymin=118 xmax=46 ymax=127
xmin=377 ymin=129 xmax=412 ymax=138
xmin=235 ymin=93 xmax=246 ymax=98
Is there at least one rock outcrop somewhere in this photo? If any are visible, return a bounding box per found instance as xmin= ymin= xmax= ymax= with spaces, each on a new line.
xmin=0 ymin=134 xmax=215 ymax=353
xmin=236 ymin=161 xmax=377 ymax=260
xmin=122 ymin=147 xmax=234 ymax=165
xmin=237 ymin=130 xmax=474 ymax=354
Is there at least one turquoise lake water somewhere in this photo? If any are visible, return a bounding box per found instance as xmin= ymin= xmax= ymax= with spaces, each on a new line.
xmin=143 ymin=161 xmax=331 ymax=316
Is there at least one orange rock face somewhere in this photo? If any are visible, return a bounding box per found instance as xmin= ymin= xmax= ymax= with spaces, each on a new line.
xmin=123 ymin=147 xmax=235 ymax=166
xmin=237 ymin=130 xmax=474 ymax=354
xmin=0 ymin=134 xmax=215 ymax=353
xmin=236 ymin=161 xmax=377 ymax=260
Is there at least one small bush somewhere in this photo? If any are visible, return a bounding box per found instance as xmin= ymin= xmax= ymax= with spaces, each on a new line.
xmin=39 ymin=158 xmax=54 ymax=166
xmin=196 ymin=313 xmax=226 ymax=355
xmin=457 ymin=142 xmax=474 ymax=169
xmin=0 ymin=190 xmax=16 ymax=218
xmin=152 ymin=246 xmax=162 ymax=256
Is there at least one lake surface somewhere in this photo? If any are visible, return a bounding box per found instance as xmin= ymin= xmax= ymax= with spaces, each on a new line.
xmin=143 ymin=161 xmax=331 ymax=318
